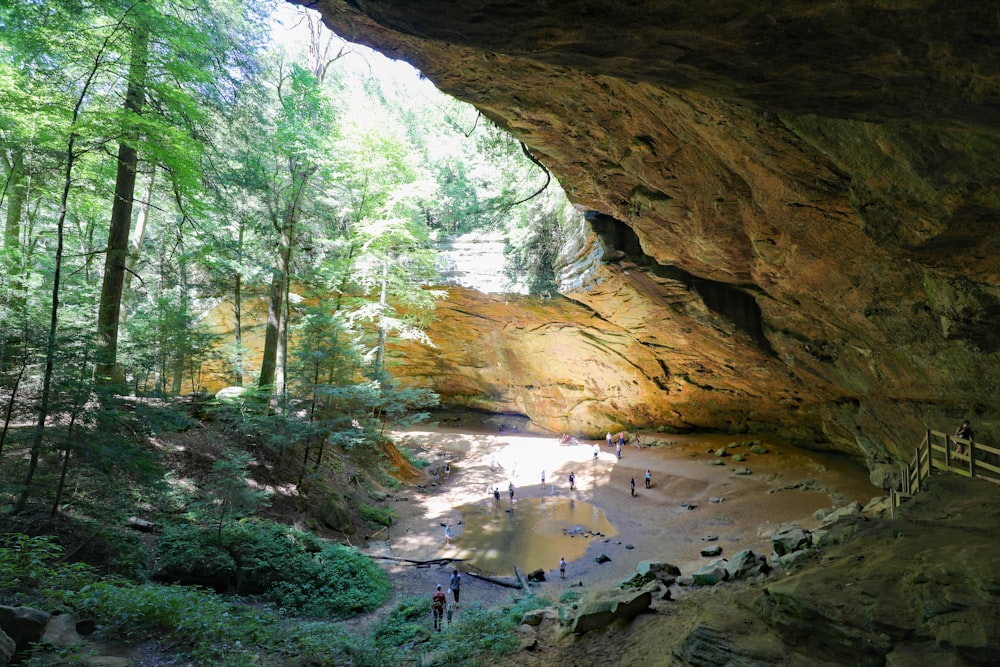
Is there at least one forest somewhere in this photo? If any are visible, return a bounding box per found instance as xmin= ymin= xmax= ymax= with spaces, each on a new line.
xmin=0 ymin=0 xmax=574 ymax=664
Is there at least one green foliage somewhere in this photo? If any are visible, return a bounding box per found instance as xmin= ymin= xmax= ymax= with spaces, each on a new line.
xmin=0 ymin=535 xmax=93 ymax=605
xmin=66 ymin=579 xmax=275 ymax=665
xmin=559 ymin=589 xmax=581 ymax=604
xmin=154 ymin=521 xmax=389 ymax=617
xmin=359 ymin=502 xmax=396 ymax=528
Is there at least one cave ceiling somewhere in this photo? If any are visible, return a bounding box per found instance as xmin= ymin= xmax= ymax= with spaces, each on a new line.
xmin=300 ymin=0 xmax=1000 ymax=469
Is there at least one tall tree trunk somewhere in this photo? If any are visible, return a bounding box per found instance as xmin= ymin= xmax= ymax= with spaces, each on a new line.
xmin=96 ymin=24 xmax=149 ymax=387
xmin=374 ymin=257 xmax=389 ymax=379
xmin=2 ymin=148 xmax=27 ymax=372
xmin=170 ymin=232 xmax=187 ymax=395
xmin=258 ymin=170 xmax=310 ymax=390
xmin=120 ymin=165 xmax=155 ymax=325
xmin=233 ymin=223 xmax=244 ymax=387
xmin=257 ymin=221 xmax=290 ymax=390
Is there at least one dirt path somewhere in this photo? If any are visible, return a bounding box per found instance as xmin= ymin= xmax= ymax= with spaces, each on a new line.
xmin=351 ymin=425 xmax=881 ymax=631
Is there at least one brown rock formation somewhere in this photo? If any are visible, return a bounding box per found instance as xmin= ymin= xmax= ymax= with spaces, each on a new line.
xmin=305 ymin=1 xmax=1000 ymax=467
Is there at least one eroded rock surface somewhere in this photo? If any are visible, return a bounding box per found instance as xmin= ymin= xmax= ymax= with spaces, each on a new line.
xmin=306 ymin=0 xmax=1000 ymax=465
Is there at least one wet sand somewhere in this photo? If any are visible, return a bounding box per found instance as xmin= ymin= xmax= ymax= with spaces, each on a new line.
xmin=367 ymin=427 xmax=881 ymax=613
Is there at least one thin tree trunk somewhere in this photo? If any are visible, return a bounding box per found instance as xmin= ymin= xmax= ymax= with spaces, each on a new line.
xmin=52 ymin=351 xmax=91 ymax=516
xmin=16 ymin=137 xmax=75 ymax=513
xmin=0 ymin=360 xmax=26 ymax=457
xmin=96 ymin=24 xmax=149 ymax=387
xmin=15 ymin=4 xmax=129 ymax=510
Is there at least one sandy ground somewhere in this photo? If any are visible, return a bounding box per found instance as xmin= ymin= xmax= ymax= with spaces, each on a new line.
xmin=351 ymin=426 xmax=882 ymax=632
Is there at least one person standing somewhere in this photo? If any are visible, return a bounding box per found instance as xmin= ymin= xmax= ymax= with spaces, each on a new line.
xmin=449 ymin=568 xmax=462 ymax=605
xmin=493 ymin=487 xmax=501 ymax=506
xmin=444 ymin=524 xmax=453 ymax=546
xmin=645 ymin=469 xmax=652 ymax=488
xmin=569 ymin=471 xmax=576 ymax=491
xmin=509 ymin=481 xmax=515 ymax=502
xmin=619 ymin=432 xmax=626 ymax=449
xmin=616 ymin=442 xmax=622 ymax=459
xmin=541 ymin=470 xmax=546 ymax=485
xmin=954 ymin=420 xmax=975 ymax=454
xmin=559 ymin=557 xmax=567 ymax=578
xmin=431 ymin=584 xmax=446 ymax=631
xmin=630 ymin=477 xmax=636 ymax=497
xmin=606 ymin=431 xmax=613 ymax=448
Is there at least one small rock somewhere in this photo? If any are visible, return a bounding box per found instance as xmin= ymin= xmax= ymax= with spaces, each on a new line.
xmin=595 ymin=554 xmax=612 ymax=564
xmin=709 ymin=497 xmax=725 ymax=504
xmin=709 ymin=458 xmax=725 ymax=466
xmin=732 ymin=454 xmax=746 ymax=462
xmin=702 ymin=534 xmax=719 ymax=541
xmin=700 ymin=545 xmax=723 ymax=557
xmin=750 ymin=445 xmax=768 ymax=454
xmin=733 ymin=467 xmax=752 ymax=476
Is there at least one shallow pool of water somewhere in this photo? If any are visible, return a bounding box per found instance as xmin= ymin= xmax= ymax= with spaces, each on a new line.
xmin=454 ymin=496 xmax=617 ymax=577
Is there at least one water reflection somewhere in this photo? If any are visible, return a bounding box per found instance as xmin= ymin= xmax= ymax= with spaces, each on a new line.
xmin=455 ymin=497 xmax=617 ymax=576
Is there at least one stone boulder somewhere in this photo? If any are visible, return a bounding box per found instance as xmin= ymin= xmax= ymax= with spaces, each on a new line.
xmin=772 ymin=525 xmax=812 ymax=557
xmin=40 ymin=613 xmax=80 ymax=648
xmin=0 ymin=606 xmax=49 ymax=653
xmin=570 ymin=589 xmax=653 ymax=635
xmin=726 ymin=549 xmax=770 ymax=580
xmin=319 ymin=495 xmax=356 ymax=535
xmin=0 ymin=629 xmax=14 ymax=667
xmin=619 ymin=560 xmax=681 ymax=588
xmin=692 ymin=561 xmax=729 ymax=586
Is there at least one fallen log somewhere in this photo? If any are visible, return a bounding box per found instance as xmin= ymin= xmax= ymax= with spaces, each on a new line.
xmin=514 ymin=566 xmax=532 ymax=592
xmin=369 ymin=555 xmax=466 ymax=567
xmin=463 ymin=570 xmax=521 ymax=589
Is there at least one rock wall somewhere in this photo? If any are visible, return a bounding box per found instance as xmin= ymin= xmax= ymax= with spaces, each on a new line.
xmin=304 ymin=0 xmax=1000 ymax=466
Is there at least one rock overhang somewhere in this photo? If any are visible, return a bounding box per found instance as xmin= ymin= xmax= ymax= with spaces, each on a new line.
xmin=302 ymin=0 xmax=1000 ymax=471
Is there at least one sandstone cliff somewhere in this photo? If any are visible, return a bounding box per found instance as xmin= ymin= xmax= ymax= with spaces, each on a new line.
xmin=307 ymin=1 xmax=999 ymax=469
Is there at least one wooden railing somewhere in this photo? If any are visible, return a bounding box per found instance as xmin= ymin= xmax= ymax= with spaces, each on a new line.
xmin=891 ymin=429 xmax=999 ymax=518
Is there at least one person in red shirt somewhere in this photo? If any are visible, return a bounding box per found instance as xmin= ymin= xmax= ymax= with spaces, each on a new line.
xmin=431 ymin=584 xmax=447 ymax=631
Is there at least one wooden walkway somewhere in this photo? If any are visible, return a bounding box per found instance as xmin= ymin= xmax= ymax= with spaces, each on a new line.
xmin=891 ymin=429 xmax=999 ymax=518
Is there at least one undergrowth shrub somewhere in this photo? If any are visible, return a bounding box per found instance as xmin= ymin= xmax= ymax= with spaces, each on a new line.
xmin=359 ymin=503 xmax=396 ymax=527
xmin=155 ymin=520 xmax=389 ymax=617
xmin=0 ymin=534 xmax=93 ymax=606
xmin=65 ymin=579 xmax=275 ymax=665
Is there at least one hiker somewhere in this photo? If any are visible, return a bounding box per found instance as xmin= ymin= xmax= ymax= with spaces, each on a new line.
xmin=619 ymin=432 xmax=626 ymax=449
xmin=444 ymin=463 xmax=451 ymax=479
xmin=616 ymin=442 xmax=622 ymax=459
xmin=541 ymin=470 xmax=546 ymax=485
xmin=559 ymin=557 xmax=566 ymax=578
xmin=954 ymin=420 xmax=975 ymax=454
xmin=606 ymin=431 xmax=613 ymax=447
xmin=569 ymin=471 xmax=575 ymax=491
xmin=432 ymin=584 xmax=446 ymax=631
xmin=509 ymin=481 xmax=515 ymax=502
xmin=645 ymin=469 xmax=652 ymax=488
xmin=449 ymin=568 xmax=462 ymax=604
xmin=493 ymin=487 xmax=501 ymax=506
xmin=444 ymin=524 xmax=453 ymax=546
xmin=630 ymin=477 xmax=636 ymax=497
